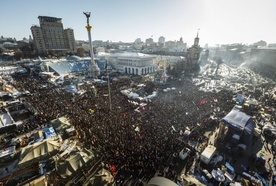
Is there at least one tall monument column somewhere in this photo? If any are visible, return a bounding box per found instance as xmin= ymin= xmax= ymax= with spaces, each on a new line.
xmin=83 ymin=12 xmax=100 ymax=77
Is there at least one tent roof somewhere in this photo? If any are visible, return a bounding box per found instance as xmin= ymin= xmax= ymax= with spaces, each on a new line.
xmin=147 ymin=177 xmax=178 ymax=186
xmin=33 ymin=130 xmax=44 ymax=140
xmin=57 ymin=150 xmax=94 ymax=178
xmin=50 ymin=117 xmax=71 ymax=133
xmin=86 ymin=168 xmax=114 ymax=186
xmin=48 ymin=59 xmax=106 ymax=76
xmin=221 ymin=108 xmax=255 ymax=136
xmin=26 ymin=175 xmax=47 ymax=186
xmin=18 ymin=139 xmax=60 ymax=169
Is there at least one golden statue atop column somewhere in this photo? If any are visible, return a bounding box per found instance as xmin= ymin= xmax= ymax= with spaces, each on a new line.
xmin=83 ymin=12 xmax=100 ymax=77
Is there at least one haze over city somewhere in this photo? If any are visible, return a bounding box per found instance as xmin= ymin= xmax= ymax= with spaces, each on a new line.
xmin=1 ymin=0 xmax=276 ymax=46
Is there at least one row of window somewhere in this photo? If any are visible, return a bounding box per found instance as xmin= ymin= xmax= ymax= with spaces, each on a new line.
xmin=124 ymin=67 xmax=154 ymax=75
xmin=120 ymin=59 xmax=150 ymax=62
xmin=118 ymin=61 xmax=152 ymax=67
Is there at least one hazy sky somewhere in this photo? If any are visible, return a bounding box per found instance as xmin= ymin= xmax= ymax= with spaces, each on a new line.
xmin=1 ymin=0 xmax=275 ymax=46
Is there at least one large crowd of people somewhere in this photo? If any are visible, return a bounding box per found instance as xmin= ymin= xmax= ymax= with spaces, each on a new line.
xmin=10 ymin=71 xmax=275 ymax=185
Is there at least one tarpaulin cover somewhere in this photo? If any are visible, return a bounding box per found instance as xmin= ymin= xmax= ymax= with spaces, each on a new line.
xmin=147 ymin=176 xmax=178 ymax=186
xmin=18 ymin=139 xmax=61 ymax=169
xmin=57 ymin=149 xmax=94 ymax=178
xmin=43 ymin=127 xmax=57 ymax=139
xmin=221 ymin=108 xmax=255 ymax=144
xmin=50 ymin=117 xmax=71 ymax=133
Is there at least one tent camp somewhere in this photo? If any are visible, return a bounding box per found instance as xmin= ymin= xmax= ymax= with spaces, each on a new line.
xmin=18 ymin=139 xmax=61 ymax=169
xmin=221 ymin=108 xmax=255 ymax=145
xmin=57 ymin=149 xmax=94 ymax=179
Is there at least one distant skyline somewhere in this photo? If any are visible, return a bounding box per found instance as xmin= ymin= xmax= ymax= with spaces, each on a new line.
xmin=1 ymin=0 xmax=276 ymax=47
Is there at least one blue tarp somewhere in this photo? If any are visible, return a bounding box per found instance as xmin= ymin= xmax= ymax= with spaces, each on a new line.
xmin=43 ymin=127 xmax=57 ymax=139
xmin=235 ymin=94 xmax=245 ymax=104
xmin=65 ymin=85 xmax=78 ymax=93
xmin=221 ymin=107 xmax=255 ymax=145
xmin=254 ymin=172 xmax=269 ymax=186
xmin=225 ymin=162 xmax=235 ymax=173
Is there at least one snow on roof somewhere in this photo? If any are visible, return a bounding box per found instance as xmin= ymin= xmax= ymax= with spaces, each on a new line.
xmin=115 ymin=52 xmax=152 ymax=58
xmin=96 ymin=52 xmax=111 ymax=56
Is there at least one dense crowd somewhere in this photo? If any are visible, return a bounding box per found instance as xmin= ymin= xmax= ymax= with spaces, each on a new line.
xmin=11 ymin=73 xmax=243 ymax=184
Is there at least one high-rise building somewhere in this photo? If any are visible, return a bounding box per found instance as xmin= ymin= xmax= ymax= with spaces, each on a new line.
xmin=145 ymin=38 xmax=154 ymax=45
xmin=134 ymin=38 xmax=142 ymax=44
xmin=158 ymin=36 xmax=165 ymax=45
xmin=31 ymin=16 xmax=76 ymax=55
xmin=31 ymin=25 xmax=46 ymax=54
xmin=64 ymin=28 xmax=77 ymax=53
